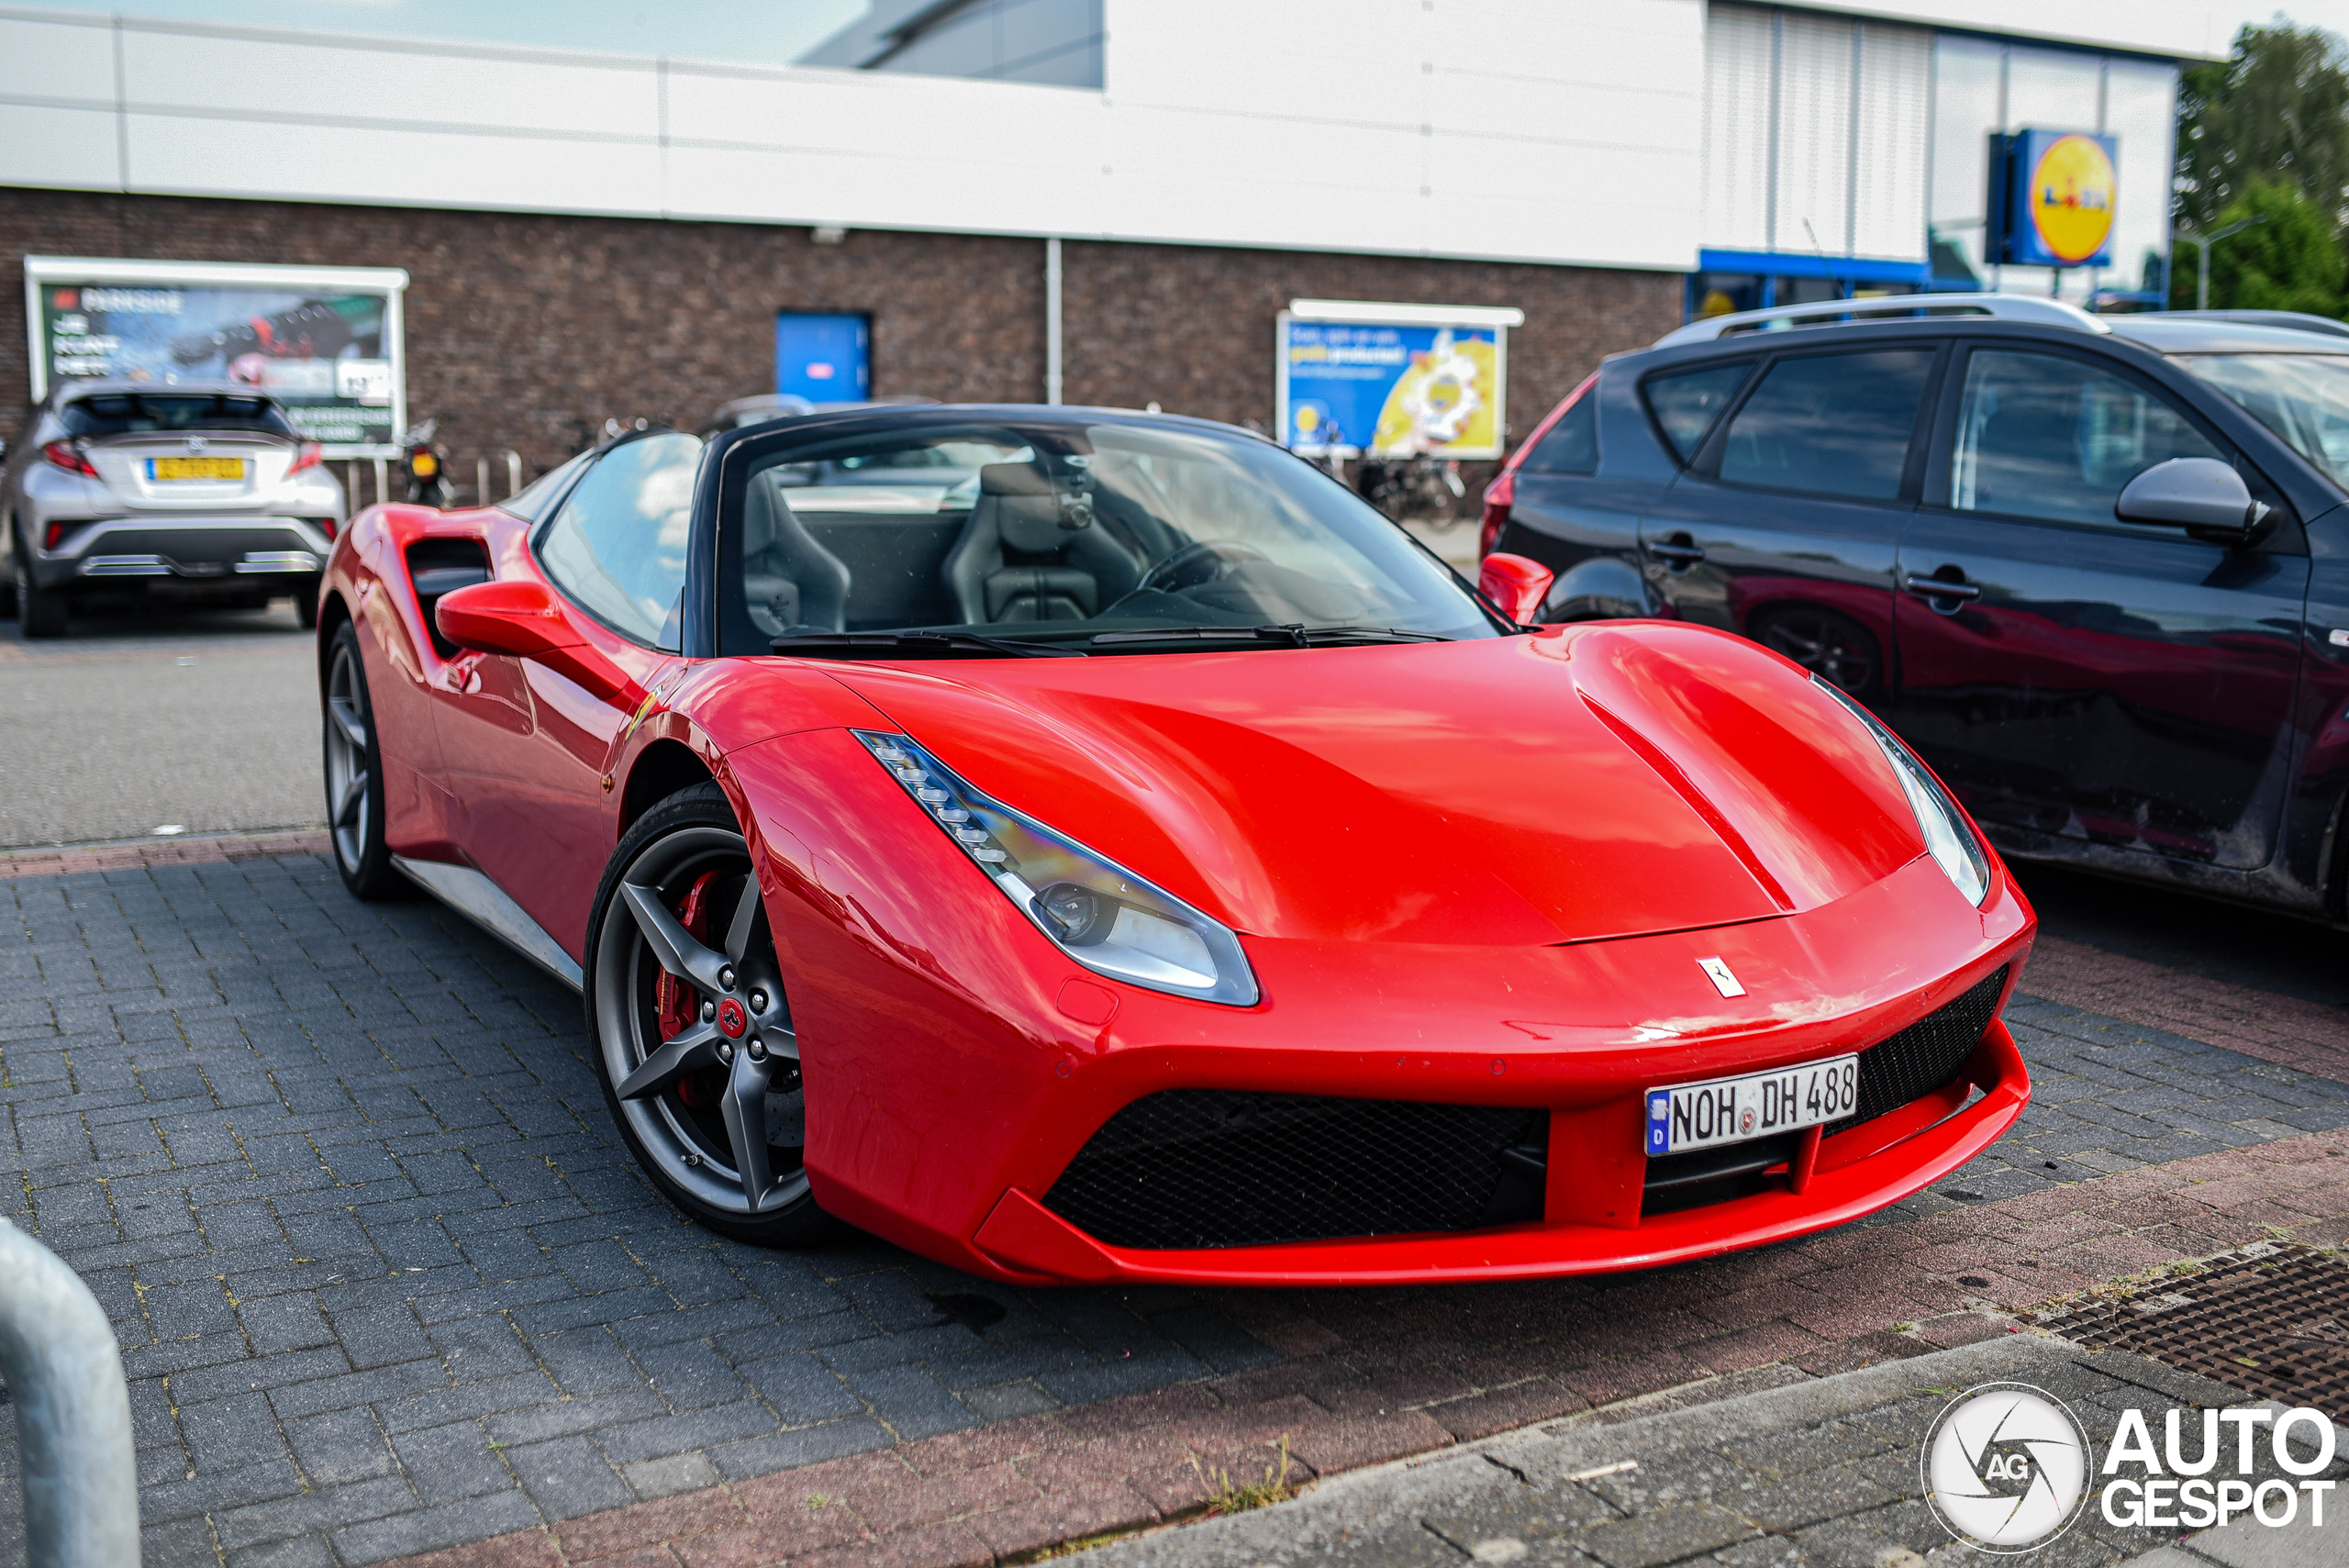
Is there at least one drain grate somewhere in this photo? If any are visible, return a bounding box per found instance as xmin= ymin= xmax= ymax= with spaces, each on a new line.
xmin=2043 ymin=1244 xmax=2349 ymax=1419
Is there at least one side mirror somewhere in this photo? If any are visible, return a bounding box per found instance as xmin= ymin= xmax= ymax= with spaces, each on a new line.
xmin=2115 ymin=458 xmax=2273 ymax=547
xmin=433 ymin=578 xmax=639 ymax=703
xmin=434 ymin=579 xmax=576 ymax=659
xmin=1478 ymin=551 xmax=1556 ymax=625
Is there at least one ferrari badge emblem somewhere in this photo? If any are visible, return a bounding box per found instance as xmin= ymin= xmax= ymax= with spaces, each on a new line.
xmin=1698 ymin=956 xmax=1745 ymax=997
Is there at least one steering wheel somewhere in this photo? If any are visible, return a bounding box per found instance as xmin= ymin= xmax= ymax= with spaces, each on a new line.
xmin=1133 ymin=540 xmax=1274 ymax=597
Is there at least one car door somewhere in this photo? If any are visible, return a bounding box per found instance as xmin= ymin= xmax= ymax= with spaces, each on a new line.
xmin=1637 ymin=343 xmax=1943 ymax=704
xmin=435 ymin=432 xmax=697 ymax=952
xmin=1890 ymin=343 xmax=2310 ymax=870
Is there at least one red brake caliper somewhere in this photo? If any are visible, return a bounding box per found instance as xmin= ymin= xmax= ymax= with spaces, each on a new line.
xmin=654 ymin=872 xmax=719 ymax=1106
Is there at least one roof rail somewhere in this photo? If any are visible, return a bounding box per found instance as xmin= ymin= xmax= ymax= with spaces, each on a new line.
xmin=2164 ymin=309 xmax=2349 ymax=339
xmin=1653 ymin=292 xmax=2108 ymax=349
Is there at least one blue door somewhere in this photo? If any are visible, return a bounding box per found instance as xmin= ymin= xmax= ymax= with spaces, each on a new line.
xmin=775 ymin=313 xmax=869 ymax=402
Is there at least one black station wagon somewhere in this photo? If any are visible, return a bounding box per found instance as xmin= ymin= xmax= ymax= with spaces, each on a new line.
xmin=1480 ymin=295 xmax=2349 ymax=925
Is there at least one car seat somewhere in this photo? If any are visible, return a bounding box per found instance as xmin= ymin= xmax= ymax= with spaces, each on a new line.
xmin=742 ymin=473 xmax=852 ymax=634
xmin=942 ymin=462 xmax=1140 ymax=623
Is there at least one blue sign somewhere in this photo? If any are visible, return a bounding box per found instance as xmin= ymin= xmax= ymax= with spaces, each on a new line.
xmin=775 ymin=312 xmax=869 ymax=402
xmin=1995 ymin=130 xmax=2118 ymax=269
xmin=1277 ymin=317 xmax=1505 ymax=460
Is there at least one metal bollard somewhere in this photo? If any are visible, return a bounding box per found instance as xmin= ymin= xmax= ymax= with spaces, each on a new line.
xmin=0 ymin=1218 xmax=138 ymax=1567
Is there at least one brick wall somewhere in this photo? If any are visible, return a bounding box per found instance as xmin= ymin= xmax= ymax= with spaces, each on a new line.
xmin=0 ymin=188 xmax=1678 ymax=486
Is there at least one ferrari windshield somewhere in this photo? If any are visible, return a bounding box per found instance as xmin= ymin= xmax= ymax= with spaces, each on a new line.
xmin=717 ymin=417 xmax=1497 ymax=655
xmin=2177 ymin=353 xmax=2349 ymax=487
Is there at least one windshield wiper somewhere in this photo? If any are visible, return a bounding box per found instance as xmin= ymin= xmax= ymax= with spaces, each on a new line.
xmin=1088 ymin=624 xmax=1452 ymax=649
xmin=769 ymin=631 xmax=1087 ymax=660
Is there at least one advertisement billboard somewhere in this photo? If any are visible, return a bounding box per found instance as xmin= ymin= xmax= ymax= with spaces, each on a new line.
xmin=1276 ymin=299 xmax=1523 ymax=460
xmin=23 ymin=257 xmax=410 ymax=455
xmin=1993 ymin=130 xmax=2118 ymax=269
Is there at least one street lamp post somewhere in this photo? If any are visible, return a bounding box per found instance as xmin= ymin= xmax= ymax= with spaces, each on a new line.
xmin=2174 ymin=214 xmax=2270 ymax=311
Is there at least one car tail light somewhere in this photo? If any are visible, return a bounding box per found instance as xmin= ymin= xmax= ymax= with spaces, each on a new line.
xmin=39 ymin=439 xmax=98 ymax=478
xmin=1480 ymin=372 xmax=1599 ymax=561
xmin=42 ymin=519 xmax=70 ymax=550
xmin=1478 ymin=469 xmax=1513 ymax=560
xmin=288 ymin=442 xmax=324 ymax=475
xmin=318 ymin=517 xmax=338 ymax=542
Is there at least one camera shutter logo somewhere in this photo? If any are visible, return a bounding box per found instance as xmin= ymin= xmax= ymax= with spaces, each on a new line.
xmin=1922 ymin=1383 xmax=2095 ymax=1551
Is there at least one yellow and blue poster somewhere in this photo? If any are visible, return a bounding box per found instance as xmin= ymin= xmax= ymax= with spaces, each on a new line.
xmin=1277 ymin=306 xmax=1513 ymax=460
xmin=2000 ymin=130 xmax=2117 ymax=269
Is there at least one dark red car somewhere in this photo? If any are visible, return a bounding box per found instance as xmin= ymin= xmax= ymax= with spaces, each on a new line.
xmin=315 ymin=406 xmax=2032 ymax=1285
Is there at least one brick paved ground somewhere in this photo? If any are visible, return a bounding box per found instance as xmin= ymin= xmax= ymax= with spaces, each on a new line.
xmin=0 ymin=846 xmax=2346 ymax=1566
xmin=1085 ymin=1336 xmax=2336 ymax=1568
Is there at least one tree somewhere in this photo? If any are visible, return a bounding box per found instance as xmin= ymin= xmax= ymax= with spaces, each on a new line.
xmin=2176 ymin=23 xmax=2349 ymax=233
xmin=2171 ymin=179 xmax=2347 ymax=314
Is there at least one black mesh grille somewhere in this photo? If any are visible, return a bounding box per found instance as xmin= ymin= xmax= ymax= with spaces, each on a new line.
xmin=1829 ymin=964 xmax=2009 ymax=1133
xmin=1041 ymin=1093 xmax=1547 ymax=1251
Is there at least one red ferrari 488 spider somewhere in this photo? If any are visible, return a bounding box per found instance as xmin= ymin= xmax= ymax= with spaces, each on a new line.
xmin=315 ymin=406 xmax=2032 ymax=1286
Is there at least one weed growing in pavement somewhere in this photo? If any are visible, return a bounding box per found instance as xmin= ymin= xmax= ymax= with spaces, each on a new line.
xmin=1191 ymin=1435 xmax=1295 ymax=1516
xmin=804 ymin=1494 xmax=829 ymax=1510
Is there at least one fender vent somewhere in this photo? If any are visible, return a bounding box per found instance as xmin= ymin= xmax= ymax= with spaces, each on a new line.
xmin=1043 ymin=1093 xmax=1548 ymax=1251
xmin=406 ymin=538 xmax=491 ymax=659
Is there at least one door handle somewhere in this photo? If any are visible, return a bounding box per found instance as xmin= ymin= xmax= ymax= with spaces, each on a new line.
xmin=1900 ymin=573 xmax=1981 ymax=602
xmin=1649 ymin=542 xmax=1706 ymax=565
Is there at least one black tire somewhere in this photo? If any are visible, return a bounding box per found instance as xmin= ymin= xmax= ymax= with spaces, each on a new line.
xmin=15 ymin=532 xmax=64 ymax=638
xmin=295 ymin=584 xmax=320 ymax=630
xmin=322 ymin=622 xmax=403 ymax=898
xmin=1750 ymin=604 xmax=1882 ymax=700
xmin=584 ymin=784 xmax=837 ymax=1247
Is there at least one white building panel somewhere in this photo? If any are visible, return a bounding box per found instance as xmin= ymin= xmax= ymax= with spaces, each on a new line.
xmin=1702 ymin=4 xmax=1775 ymax=252
xmin=117 ymin=25 xmax=662 ymax=141
xmin=0 ymin=12 xmax=115 ymax=103
xmin=1850 ymin=21 xmax=1932 ymax=260
xmin=1774 ymin=11 xmax=1854 ymax=256
xmin=0 ymin=100 xmax=117 ymax=190
xmin=1108 ymin=0 xmax=1430 ymax=129
xmin=121 ymin=111 xmax=665 ymax=217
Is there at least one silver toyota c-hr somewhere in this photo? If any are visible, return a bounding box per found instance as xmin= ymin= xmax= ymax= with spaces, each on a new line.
xmin=1 ymin=379 xmax=347 ymax=637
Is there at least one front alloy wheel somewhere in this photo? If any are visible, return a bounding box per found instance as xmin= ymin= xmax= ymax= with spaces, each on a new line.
xmin=585 ymin=786 xmax=831 ymax=1244
xmin=322 ymin=622 xmax=401 ymax=897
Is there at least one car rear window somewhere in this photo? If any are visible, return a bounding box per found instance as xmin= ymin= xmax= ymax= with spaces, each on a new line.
xmin=1716 ymin=350 xmax=1935 ymax=500
xmin=58 ymin=393 xmax=296 ymax=439
xmin=1520 ymin=392 xmax=1599 ymax=474
xmin=1642 ymin=362 xmax=1754 ymax=461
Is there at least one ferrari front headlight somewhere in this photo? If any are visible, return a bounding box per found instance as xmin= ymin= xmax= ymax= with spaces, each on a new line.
xmin=854 ymin=730 xmax=1260 ymax=1006
xmin=1811 ymin=678 xmax=1990 ymax=907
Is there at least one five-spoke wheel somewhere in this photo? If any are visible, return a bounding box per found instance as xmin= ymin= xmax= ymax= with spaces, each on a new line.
xmin=585 ymin=784 xmax=831 ymax=1243
xmin=322 ymin=622 xmax=401 ymax=898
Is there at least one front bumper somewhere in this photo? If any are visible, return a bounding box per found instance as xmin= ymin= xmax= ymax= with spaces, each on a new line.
xmin=969 ymin=1022 xmax=2026 ymax=1285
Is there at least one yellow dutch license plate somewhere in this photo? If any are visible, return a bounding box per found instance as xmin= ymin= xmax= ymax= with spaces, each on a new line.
xmin=150 ymin=457 xmax=246 ymax=481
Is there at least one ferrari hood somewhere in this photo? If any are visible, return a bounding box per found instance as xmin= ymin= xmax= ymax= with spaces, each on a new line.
xmin=818 ymin=625 xmax=1926 ymax=946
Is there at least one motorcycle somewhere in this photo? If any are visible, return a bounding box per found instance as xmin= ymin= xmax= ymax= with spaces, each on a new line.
xmin=400 ymin=417 xmax=453 ymax=508
xmin=1356 ymin=453 xmax=1466 ymax=526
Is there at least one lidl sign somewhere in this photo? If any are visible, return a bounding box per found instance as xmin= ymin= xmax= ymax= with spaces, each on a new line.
xmin=1997 ymin=129 xmax=2117 ymax=269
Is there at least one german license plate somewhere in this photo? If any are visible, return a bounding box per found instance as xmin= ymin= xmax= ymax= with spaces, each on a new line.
xmin=150 ymin=456 xmax=245 ymax=481
xmin=1645 ymin=1054 xmax=1858 ymax=1156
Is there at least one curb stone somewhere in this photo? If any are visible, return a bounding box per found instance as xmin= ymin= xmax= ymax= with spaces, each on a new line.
xmin=1085 ymin=1336 xmax=2347 ymax=1568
